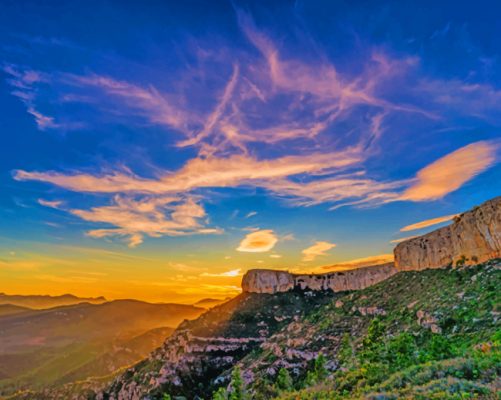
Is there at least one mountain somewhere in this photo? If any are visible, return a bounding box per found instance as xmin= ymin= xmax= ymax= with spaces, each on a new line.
xmin=0 ymin=300 xmax=204 ymax=397
xmin=193 ymin=297 xmax=233 ymax=309
xmin=0 ymin=304 xmax=31 ymax=317
xmin=8 ymin=197 xmax=501 ymax=399
xmin=95 ymin=259 xmax=500 ymax=400
xmin=93 ymin=197 xmax=500 ymax=400
xmin=0 ymin=293 xmax=107 ymax=309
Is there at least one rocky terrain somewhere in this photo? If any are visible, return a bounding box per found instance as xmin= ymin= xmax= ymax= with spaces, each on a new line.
xmin=395 ymin=196 xmax=501 ymax=270
xmin=242 ymin=263 xmax=397 ymax=294
xmin=246 ymin=259 xmax=500 ymax=399
xmin=88 ymin=259 xmax=500 ymax=400
xmin=98 ymin=291 xmax=335 ymax=400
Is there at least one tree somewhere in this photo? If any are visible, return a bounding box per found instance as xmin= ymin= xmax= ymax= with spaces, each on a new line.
xmin=212 ymin=387 xmax=228 ymax=400
xmin=385 ymin=332 xmax=417 ymax=368
xmin=229 ymin=366 xmax=245 ymax=400
xmin=338 ymin=333 xmax=354 ymax=366
xmin=456 ymin=255 xmax=468 ymax=267
xmin=361 ymin=318 xmax=386 ymax=362
xmin=275 ymin=368 xmax=293 ymax=392
xmin=304 ymin=353 xmax=329 ymax=387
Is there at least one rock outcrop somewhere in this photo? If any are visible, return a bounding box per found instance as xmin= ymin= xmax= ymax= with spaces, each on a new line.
xmin=242 ymin=263 xmax=398 ymax=294
xmin=395 ymin=196 xmax=501 ymax=271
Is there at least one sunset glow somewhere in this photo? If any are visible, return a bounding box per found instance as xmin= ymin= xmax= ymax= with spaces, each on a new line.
xmin=1 ymin=1 xmax=500 ymax=303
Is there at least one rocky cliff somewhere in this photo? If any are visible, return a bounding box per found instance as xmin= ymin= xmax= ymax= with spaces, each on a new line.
xmin=395 ymin=196 xmax=501 ymax=271
xmin=241 ymin=263 xmax=398 ymax=294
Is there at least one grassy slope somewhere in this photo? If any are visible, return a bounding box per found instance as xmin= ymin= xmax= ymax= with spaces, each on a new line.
xmin=237 ymin=260 xmax=501 ymax=399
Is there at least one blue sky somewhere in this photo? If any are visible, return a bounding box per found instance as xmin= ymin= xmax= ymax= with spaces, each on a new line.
xmin=0 ymin=0 xmax=500 ymax=301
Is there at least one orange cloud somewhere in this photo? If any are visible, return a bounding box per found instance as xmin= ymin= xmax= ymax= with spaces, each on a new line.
xmin=400 ymin=214 xmax=457 ymax=232
xmin=302 ymin=241 xmax=336 ymax=262
xmin=71 ymin=196 xmax=221 ymax=247
xmin=401 ymin=141 xmax=498 ymax=201
xmin=236 ymin=229 xmax=278 ymax=252
xmin=390 ymin=236 xmax=418 ymax=244
xmin=321 ymin=253 xmax=394 ymax=271
xmin=201 ymin=268 xmax=242 ymax=277
xmin=14 ymin=151 xmax=361 ymax=194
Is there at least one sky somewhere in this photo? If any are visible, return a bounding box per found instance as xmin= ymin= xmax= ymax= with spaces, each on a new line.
xmin=1 ymin=0 xmax=500 ymax=303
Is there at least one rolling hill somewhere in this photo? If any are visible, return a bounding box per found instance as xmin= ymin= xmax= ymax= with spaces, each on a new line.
xmin=0 ymin=293 xmax=107 ymax=309
xmin=0 ymin=300 xmax=204 ymax=397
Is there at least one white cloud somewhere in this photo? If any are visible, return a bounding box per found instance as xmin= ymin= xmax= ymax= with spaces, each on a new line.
xmin=38 ymin=199 xmax=63 ymax=209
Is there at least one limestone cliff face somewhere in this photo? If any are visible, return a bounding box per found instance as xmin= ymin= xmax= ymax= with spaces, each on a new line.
xmin=241 ymin=269 xmax=295 ymax=294
xmin=241 ymin=263 xmax=397 ymax=294
xmin=395 ymin=196 xmax=501 ymax=271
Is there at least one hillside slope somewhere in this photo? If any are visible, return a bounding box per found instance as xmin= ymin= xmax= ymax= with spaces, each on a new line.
xmin=100 ymin=260 xmax=500 ymax=400
xmin=237 ymin=259 xmax=500 ymax=399
xmin=100 ymin=290 xmax=336 ymax=399
xmin=0 ymin=301 xmax=203 ymax=397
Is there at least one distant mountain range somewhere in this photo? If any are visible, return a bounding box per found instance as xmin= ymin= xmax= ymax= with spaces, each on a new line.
xmin=0 ymin=299 xmax=205 ymax=397
xmin=0 ymin=293 xmax=107 ymax=309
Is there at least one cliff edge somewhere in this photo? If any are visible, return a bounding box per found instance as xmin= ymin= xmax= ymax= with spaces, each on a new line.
xmin=241 ymin=263 xmax=397 ymax=294
xmin=394 ymin=196 xmax=501 ymax=270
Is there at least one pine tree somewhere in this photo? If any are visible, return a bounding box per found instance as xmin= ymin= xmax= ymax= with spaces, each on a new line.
xmin=229 ymin=366 xmax=245 ymax=400
xmin=212 ymin=386 xmax=228 ymax=400
xmin=275 ymin=367 xmax=293 ymax=392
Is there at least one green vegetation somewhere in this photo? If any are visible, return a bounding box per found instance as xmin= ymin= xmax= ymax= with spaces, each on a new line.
xmin=211 ymin=366 xmax=249 ymax=400
xmin=227 ymin=260 xmax=501 ymax=399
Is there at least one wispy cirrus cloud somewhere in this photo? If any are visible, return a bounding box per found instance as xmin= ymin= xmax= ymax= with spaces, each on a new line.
xmin=3 ymin=64 xmax=59 ymax=130
xmin=38 ymin=195 xmax=221 ymax=247
xmin=13 ymin=150 xmax=362 ymax=194
xmin=302 ymin=241 xmax=336 ymax=262
xmin=38 ymin=199 xmax=63 ymax=209
xmin=5 ymin=9 xmax=501 ymax=249
xmin=66 ymin=73 xmax=190 ymax=131
xmin=16 ymin=140 xmax=499 ymax=219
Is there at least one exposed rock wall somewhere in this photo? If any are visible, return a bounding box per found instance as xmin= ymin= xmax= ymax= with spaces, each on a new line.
xmin=241 ymin=263 xmax=398 ymax=294
xmin=395 ymin=196 xmax=501 ymax=271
